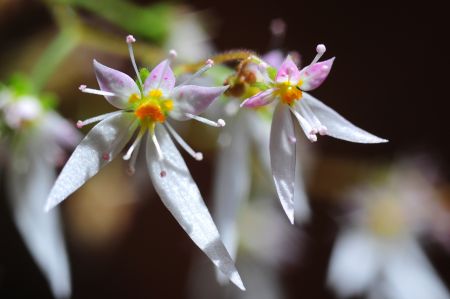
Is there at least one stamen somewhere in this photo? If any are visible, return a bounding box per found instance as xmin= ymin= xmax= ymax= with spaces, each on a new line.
xmin=76 ymin=111 xmax=122 ymax=128
xmin=178 ymin=59 xmax=214 ymax=86
xmin=157 ymin=50 xmax=177 ymax=90
xmin=123 ymin=127 xmax=145 ymax=160
xmin=309 ymin=44 xmax=326 ymax=66
xmin=79 ymin=85 xmax=115 ymax=97
xmin=299 ymin=101 xmax=327 ymax=135
xmin=126 ymin=35 xmax=143 ymax=88
xmin=185 ymin=113 xmax=226 ymax=128
xmin=151 ymin=131 xmax=164 ymax=161
xmin=289 ymin=107 xmax=317 ymax=142
xmin=103 ymin=119 xmax=139 ymax=162
xmin=165 ymin=122 xmax=203 ymax=161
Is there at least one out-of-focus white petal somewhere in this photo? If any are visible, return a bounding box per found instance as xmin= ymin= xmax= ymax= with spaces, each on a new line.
xmin=302 ymin=93 xmax=388 ymax=143
xmin=41 ymin=112 xmax=82 ymax=148
xmin=212 ymin=114 xmax=250 ymax=283
xmin=7 ymin=132 xmax=71 ymax=299
xmin=170 ymin=85 xmax=228 ymax=121
xmin=327 ymin=229 xmax=381 ymax=297
xmin=93 ymin=60 xmax=139 ymax=109
xmin=246 ymin=111 xmax=271 ymax=174
xmin=383 ymin=240 xmax=450 ymax=299
xmin=270 ymin=103 xmax=296 ymax=224
xmin=45 ymin=112 xmax=135 ymax=211
xmin=146 ymin=125 xmax=245 ymax=290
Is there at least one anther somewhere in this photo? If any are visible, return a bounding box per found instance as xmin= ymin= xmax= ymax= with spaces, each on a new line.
xmin=168 ymin=49 xmax=177 ymax=61
xmin=79 ymin=85 xmax=87 ymax=91
xmin=270 ymin=18 xmax=286 ymax=36
xmin=288 ymin=136 xmax=297 ymax=144
xmin=160 ymin=170 xmax=167 ymax=177
xmin=310 ymin=44 xmax=327 ymax=66
xmin=102 ymin=152 xmax=110 ymax=161
xmin=126 ymin=35 xmax=136 ymax=44
xmin=76 ymin=120 xmax=83 ymax=128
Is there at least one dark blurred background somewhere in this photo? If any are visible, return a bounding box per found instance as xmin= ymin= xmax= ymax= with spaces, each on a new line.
xmin=1 ymin=0 xmax=448 ymax=298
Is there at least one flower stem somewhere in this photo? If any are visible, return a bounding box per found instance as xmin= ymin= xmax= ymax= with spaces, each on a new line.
xmin=179 ymin=50 xmax=257 ymax=73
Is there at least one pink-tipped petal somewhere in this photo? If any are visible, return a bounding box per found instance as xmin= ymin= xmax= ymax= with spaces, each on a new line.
xmin=144 ymin=59 xmax=176 ymax=95
xmin=275 ymin=55 xmax=301 ymax=84
xmin=241 ymin=88 xmax=276 ymax=108
xmin=302 ymin=93 xmax=388 ymax=143
xmin=93 ymin=60 xmax=140 ymax=109
xmin=169 ymin=85 xmax=228 ymax=121
xmin=299 ymin=57 xmax=335 ymax=91
xmin=270 ymin=104 xmax=296 ymax=224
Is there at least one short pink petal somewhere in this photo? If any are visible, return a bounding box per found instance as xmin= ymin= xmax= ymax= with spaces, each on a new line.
xmin=169 ymin=85 xmax=228 ymax=121
xmin=299 ymin=57 xmax=335 ymax=91
xmin=143 ymin=59 xmax=176 ymax=95
xmin=275 ymin=55 xmax=301 ymax=84
xmin=93 ymin=60 xmax=139 ymax=109
xmin=241 ymin=89 xmax=275 ymax=108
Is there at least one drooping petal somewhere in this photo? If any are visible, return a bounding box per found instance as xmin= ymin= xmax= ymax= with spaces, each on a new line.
xmin=169 ymin=85 xmax=228 ymax=121
xmin=270 ymin=103 xmax=296 ymax=224
xmin=212 ymin=114 xmax=250 ymax=283
xmin=93 ymin=60 xmax=140 ymax=109
xmin=146 ymin=125 xmax=245 ymax=290
xmin=7 ymin=131 xmax=71 ymax=299
xmin=45 ymin=112 xmax=135 ymax=211
xmin=299 ymin=57 xmax=335 ymax=91
xmin=293 ymin=124 xmax=311 ymax=222
xmin=275 ymin=55 xmax=301 ymax=84
xmin=302 ymin=93 xmax=388 ymax=143
xmin=327 ymin=229 xmax=381 ymax=297
xmin=246 ymin=110 xmax=271 ymax=174
xmin=143 ymin=59 xmax=176 ymax=95
xmin=241 ymin=88 xmax=276 ymax=108
xmin=383 ymin=240 xmax=450 ymax=299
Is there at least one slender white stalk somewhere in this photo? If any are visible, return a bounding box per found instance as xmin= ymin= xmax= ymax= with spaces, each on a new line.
xmin=300 ymin=101 xmax=327 ymax=135
xmin=309 ymin=44 xmax=326 ymax=66
xmin=151 ymin=131 xmax=164 ymax=161
xmin=185 ymin=113 xmax=226 ymax=128
xmin=79 ymin=85 xmax=115 ymax=97
xmin=165 ymin=122 xmax=203 ymax=161
xmin=76 ymin=111 xmax=122 ymax=128
xmin=126 ymin=35 xmax=143 ymax=88
xmin=289 ymin=107 xmax=317 ymax=142
xmin=123 ymin=127 xmax=145 ymax=160
xmin=103 ymin=119 xmax=138 ymax=161
xmin=178 ymin=59 xmax=214 ymax=86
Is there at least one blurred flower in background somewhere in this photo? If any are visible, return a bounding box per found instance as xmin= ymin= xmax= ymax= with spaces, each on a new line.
xmin=0 ymin=76 xmax=80 ymax=298
xmin=327 ymin=158 xmax=450 ymax=299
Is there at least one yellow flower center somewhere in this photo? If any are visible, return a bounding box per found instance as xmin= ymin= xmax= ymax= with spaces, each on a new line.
xmin=274 ymin=81 xmax=302 ymax=106
xmin=129 ymin=88 xmax=173 ymax=124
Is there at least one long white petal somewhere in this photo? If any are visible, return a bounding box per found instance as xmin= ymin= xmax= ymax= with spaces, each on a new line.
xmin=7 ymin=132 xmax=71 ymax=298
xmin=382 ymin=240 xmax=450 ymax=299
xmin=293 ymin=124 xmax=311 ymax=222
xmin=327 ymin=228 xmax=381 ymax=297
xmin=45 ymin=112 xmax=135 ymax=211
xmin=270 ymin=103 xmax=296 ymax=224
xmin=145 ymin=125 xmax=245 ymax=290
xmin=302 ymin=93 xmax=388 ymax=143
xmin=212 ymin=114 xmax=250 ymax=283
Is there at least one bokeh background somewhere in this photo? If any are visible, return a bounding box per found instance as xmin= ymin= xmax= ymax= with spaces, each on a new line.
xmin=1 ymin=0 xmax=448 ymax=298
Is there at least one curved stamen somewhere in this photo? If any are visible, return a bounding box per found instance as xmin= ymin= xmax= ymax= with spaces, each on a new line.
xmin=178 ymin=59 xmax=214 ymax=86
xmin=185 ymin=113 xmax=225 ymax=128
xmin=79 ymin=85 xmax=115 ymax=97
xmin=76 ymin=111 xmax=122 ymax=128
xmin=289 ymin=107 xmax=317 ymax=142
xmin=299 ymin=101 xmax=327 ymax=135
xmin=151 ymin=131 xmax=164 ymax=161
xmin=123 ymin=126 xmax=145 ymax=160
xmin=126 ymin=35 xmax=143 ymax=88
xmin=103 ymin=119 xmax=139 ymax=161
xmin=309 ymin=44 xmax=326 ymax=66
xmin=165 ymin=122 xmax=203 ymax=161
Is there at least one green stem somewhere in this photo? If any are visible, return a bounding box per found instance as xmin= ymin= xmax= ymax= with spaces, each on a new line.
xmin=30 ymin=27 xmax=78 ymax=93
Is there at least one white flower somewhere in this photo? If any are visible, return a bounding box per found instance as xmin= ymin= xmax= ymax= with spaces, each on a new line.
xmin=44 ymin=35 xmax=245 ymax=290
xmin=240 ymin=44 xmax=387 ymax=223
xmin=1 ymin=89 xmax=80 ymax=299
xmin=327 ymin=163 xmax=450 ymax=299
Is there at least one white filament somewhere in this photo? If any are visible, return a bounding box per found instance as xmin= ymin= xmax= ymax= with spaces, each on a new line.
xmin=126 ymin=35 xmax=143 ymax=88
xmin=165 ymin=122 xmax=203 ymax=161
xmin=185 ymin=113 xmax=226 ymax=127
xmin=76 ymin=111 xmax=122 ymax=128
xmin=123 ymin=127 xmax=145 ymax=160
xmin=289 ymin=107 xmax=317 ymax=142
xmin=151 ymin=131 xmax=164 ymax=161
xmin=309 ymin=44 xmax=326 ymax=66
xmin=178 ymin=59 xmax=214 ymax=86
xmin=79 ymin=86 xmax=115 ymax=97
